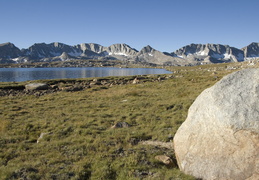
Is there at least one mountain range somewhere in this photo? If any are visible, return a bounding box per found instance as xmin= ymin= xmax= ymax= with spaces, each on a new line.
xmin=0 ymin=42 xmax=258 ymax=65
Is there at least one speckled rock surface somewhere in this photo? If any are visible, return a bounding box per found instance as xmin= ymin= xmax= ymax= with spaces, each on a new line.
xmin=174 ymin=68 xmax=259 ymax=180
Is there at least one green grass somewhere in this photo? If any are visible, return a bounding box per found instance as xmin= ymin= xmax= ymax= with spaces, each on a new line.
xmin=0 ymin=63 xmax=246 ymax=179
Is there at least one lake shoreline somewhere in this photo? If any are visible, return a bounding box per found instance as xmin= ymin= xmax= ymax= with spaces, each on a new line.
xmin=0 ymin=67 xmax=172 ymax=82
xmin=0 ymin=59 xmax=160 ymax=68
xmin=0 ymin=73 xmax=174 ymax=97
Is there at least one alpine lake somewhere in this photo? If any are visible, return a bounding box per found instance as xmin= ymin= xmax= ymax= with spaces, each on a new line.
xmin=0 ymin=67 xmax=172 ymax=82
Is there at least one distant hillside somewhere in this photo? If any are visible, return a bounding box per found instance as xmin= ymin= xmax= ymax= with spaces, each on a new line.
xmin=0 ymin=42 xmax=258 ymax=65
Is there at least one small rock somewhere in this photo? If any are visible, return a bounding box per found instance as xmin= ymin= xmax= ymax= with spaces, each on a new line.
xmin=111 ymin=122 xmax=131 ymax=128
xmin=167 ymin=134 xmax=173 ymax=140
xmin=90 ymin=81 xmax=101 ymax=86
xmin=155 ymin=155 xmax=175 ymax=166
xmin=25 ymin=83 xmax=49 ymax=91
xmin=50 ymin=85 xmax=59 ymax=89
xmin=132 ymin=78 xmax=139 ymax=84
xmin=129 ymin=138 xmax=140 ymax=145
xmin=101 ymin=80 xmax=108 ymax=85
xmin=37 ymin=132 xmax=52 ymax=143
xmin=62 ymin=86 xmax=83 ymax=92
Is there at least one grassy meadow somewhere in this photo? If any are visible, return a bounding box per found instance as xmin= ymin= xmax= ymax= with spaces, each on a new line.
xmin=0 ymin=62 xmax=254 ymax=179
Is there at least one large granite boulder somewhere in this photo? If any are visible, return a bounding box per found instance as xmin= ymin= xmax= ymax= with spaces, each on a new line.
xmin=173 ymin=68 xmax=259 ymax=180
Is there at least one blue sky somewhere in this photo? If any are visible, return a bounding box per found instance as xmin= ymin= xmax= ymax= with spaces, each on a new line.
xmin=0 ymin=0 xmax=258 ymax=52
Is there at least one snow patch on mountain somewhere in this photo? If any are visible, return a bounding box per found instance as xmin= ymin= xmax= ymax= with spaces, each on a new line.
xmin=12 ymin=58 xmax=20 ymax=61
xmin=195 ymin=51 xmax=207 ymax=56
xmin=109 ymin=52 xmax=129 ymax=56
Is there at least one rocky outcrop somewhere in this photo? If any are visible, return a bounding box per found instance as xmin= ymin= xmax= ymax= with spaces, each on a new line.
xmin=25 ymin=83 xmax=49 ymax=91
xmin=155 ymin=155 xmax=174 ymax=166
xmin=173 ymin=68 xmax=259 ymax=180
xmin=59 ymin=52 xmax=71 ymax=61
xmin=0 ymin=42 xmax=22 ymax=63
xmin=78 ymin=43 xmax=105 ymax=54
xmin=136 ymin=45 xmax=186 ymax=65
xmin=172 ymin=43 xmax=244 ymax=63
xmin=1 ymin=74 xmax=174 ymax=97
xmin=242 ymin=42 xmax=259 ymax=59
xmin=111 ymin=122 xmax=131 ymax=128
xmin=106 ymin=43 xmax=138 ymax=57
xmin=37 ymin=132 xmax=52 ymax=143
xmin=22 ymin=42 xmax=82 ymax=60
xmin=73 ymin=43 xmax=103 ymax=58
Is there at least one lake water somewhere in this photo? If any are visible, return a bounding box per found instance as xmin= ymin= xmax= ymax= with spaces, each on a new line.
xmin=0 ymin=67 xmax=172 ymax=82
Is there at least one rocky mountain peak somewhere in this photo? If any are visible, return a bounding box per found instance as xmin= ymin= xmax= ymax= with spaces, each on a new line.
xmin=172 ymin=43 xmax=244 ymax=63
xmin=249 ymin=42 xmax=259 ymax=46
xmin=52 ymin=42 xmax=66 ymax=48
xmin=242 ymin=42 xmax=259 ymax=58
xmin=78 ymin=43 xmax=104 ymax=53
xmin=24 ymin=43 xmax=55 ymax=59
xmin=54 ymin=42 xmax=59 ymax=47
xmin=106 ymin=43 xmax=138 ymax=56
xmin=87 ymin=43 xmax=104 ymax=53
xmin=0 ymin=42 xmax=15 ymax=47
xmin=136 ymin=45 xmax=186 ymax=65
xmin=0 ymin=42 xmax=21 ymax=60
xmin=139 ymin=45 xmax=155 ymax=53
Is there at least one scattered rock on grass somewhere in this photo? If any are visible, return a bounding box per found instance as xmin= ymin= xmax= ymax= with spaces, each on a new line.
xmin=37 ymin=132 xmax=52 ymax=143
xmin=61 ymin=86 xmax=84 ymax=92
xmin=155 ymin=155 xmax=175 ymax=166
xmin=111 ymin=122 xmax=131 ymax=128
xmin=25 ymin=83 xmax=49 ymax=91
xmin=132 ymin=78 xmax=139 ymax=84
